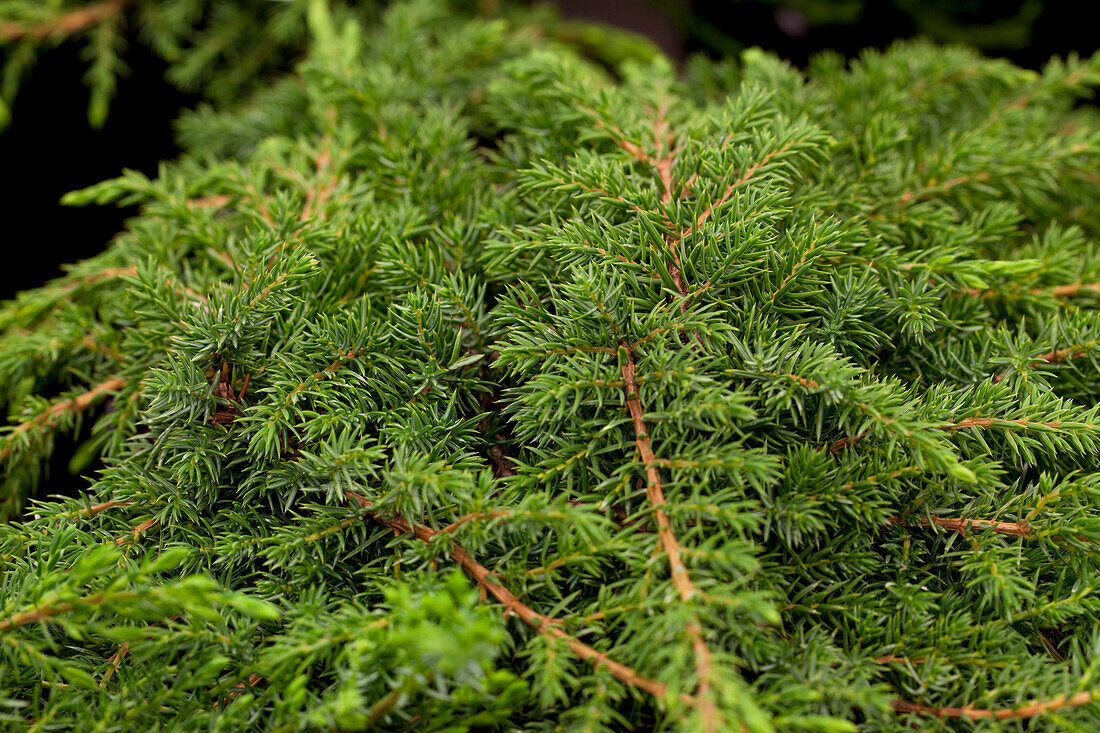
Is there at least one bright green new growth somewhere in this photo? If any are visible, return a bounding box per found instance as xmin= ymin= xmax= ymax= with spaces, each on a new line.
xmin=5 ymin=1 xmax=1100 ymax=729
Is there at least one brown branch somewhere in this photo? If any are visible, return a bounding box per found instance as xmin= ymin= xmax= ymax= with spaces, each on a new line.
xmin=873 ymin=652 xmax=1017 ymax=668
xmin=587 ymin=102 xmax=690 ymax=306
xmin=1037 ymin=628 xmax=1066 ymax=662
xmin=619 ymin=344 xmax=717 ymax=730
xmin=189 ymin=180 xmax=275 ymax=228
xmin=186 ymin=189 xmax=276 ymax=227
xmin=653 ymin=139 xmax=798 ymax=316
xmin=991 ymin=340 xmax=1098 ymax=383
xmin=832 ymin=414 xmax=1084 ymax=453
xmin=763 ymin=371 xmax=821 ymax=390
xmin=645 ymin=98 xmax=693 ymax=309
xmin=58 ymin=265 xmax=137 ymax=293
xmin=300 ymin=143 xmax=339 ymax=222
xmin=891 ymin=690 xmax=1095 ymax=720
xmin=665 ymin=243 xmax=690 ymax=303
xmin=344 ymin=491 xmax=677 ymax=704
xmin=0 ymin=601 xmax=80 ymax=632
xmin=1038 ymin=347 xmax=1088 ymax=365
xmin=585 ymin=107 xmax=650 ymax=165
xmin=0 ymin=377 xmax=126 ymax=461
xmin=828 ymin=431 xmax=869 ymax=452
xmin=438 ymin=510 xmax=514 ymax=535
xmin=893 ymin=171 xmax=989 ymax=209
xmin=963 ymin=282 xmax=1100 ymax=300
xmin=940 ymin=417 xmax=1063 ymax=431
xmin=186 ymin=194 xmax=233 ymax=211
xmin=1044 ymin=282 xmax=1100 ymax=298
xmin=364 ymin=678 xmax=418 ymax=725
xmin=652 ymin=98 xmax=674 ymax=205
xmin=0 ymin=590 xmax=136 ymax=632
xmin=115 ymin=518 xmax=158 ymax=545
xmin=875 ymin=655 xmax=919 ymax=665
xmin=77 ymin=500 xmax=133 ymax=518
xmin=1035 ymin=340 xmax=1100 ymax=366
xmin=0 ymin=0 xmax=125 ymax=43
xmin=100 ymin=642 xmax=130 ymax=685
xmin=889 ymin=515 xmax=1031 ymax=537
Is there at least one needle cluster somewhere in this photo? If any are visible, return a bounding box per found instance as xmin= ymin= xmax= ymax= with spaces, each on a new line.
xmin=4 ymin=2 xmax=1100 ymax=730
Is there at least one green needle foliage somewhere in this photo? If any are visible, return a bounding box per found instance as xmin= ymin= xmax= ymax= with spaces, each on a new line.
xmin=6 ymin=0 xmax=1100 ymax=729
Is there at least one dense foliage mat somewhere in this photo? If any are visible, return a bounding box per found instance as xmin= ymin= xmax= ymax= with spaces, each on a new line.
xmin=5 ymin=1 xmax=1100 ymax=729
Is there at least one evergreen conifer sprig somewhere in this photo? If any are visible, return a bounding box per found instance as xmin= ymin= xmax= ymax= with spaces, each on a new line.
xmin=5 ymin=1 xmax=1100 ymax=729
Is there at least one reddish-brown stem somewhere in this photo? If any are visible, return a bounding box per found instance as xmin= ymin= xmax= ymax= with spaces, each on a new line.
xmin=652 ymin=98 xmax=674 ymax=205
xmin=940 ymin=417 xmax=1063 ymax=431
xmin=0 ymin=377 xmax=126 ymax=461
xmin=894 ymin=172 xmax=988 ymax=208
xmin=186 ymin=194 xmax=233 ymax=211
xmin=889 ymin=515 xmax=1031 ymax=537
xmin=619 ymin=344 xmax=717 ymax=730
xmin=767 ymin=371 xmax=821 ymax=390
xmin=1037 ymin=345 xmax=1091 ymax=365
xmin=831 ymin=415 xmax=1080 ymax=453
xmin=991 ymin=341 xmax=1096 ymax=383
xmin=875 ymin=655 xmax=918 ymax=665
xmin=79 ymin=500 xmax=133 ymax=518
xmin=0 ymin=0 xmax=125 ymax=42
xmin=588 ymin=106 xmax=763 ymax=707
xmin=589 ymin=101 xmax=690 ymax=306
xmin=274 ymin=349 xmax=362 ymax=412
xmin=344 ymin=491 xmax=678 ymax=704
xmin=965 ymin=282 xmax=1100 ymax=300
xmin=58 ymin=266 xmax=137 ymax=292
xmin=647 ymin=100 xmax=691 ymax=308
xmin=1045 ymin=282 xmax=1100 ymax=297
xmin=115 ymin=518 xmax=158 ymax=545
xmin=0 ymin=601 xmax=79 ymax=631
xmin=891 ymin=691 xmax=1094 ymax=720
xmin=100 ymin=642 xmax=130 ymax=685
xmin=300 ymin=143 xmax=339 ymax=222
xmin=186 ymin=189 xmax=273 ymax=226
xmin=0 ymin=590 xmax=134 ymax=632
xmin=585 ymin=106 xmax=649 ymax=166
xmin=829 ymin=431 xmax=868 ymax=452
xmin=438 ymin=510 xmax=514 ymax=535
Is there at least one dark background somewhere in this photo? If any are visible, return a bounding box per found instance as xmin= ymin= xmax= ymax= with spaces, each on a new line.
xmin=1 ymin=0 xmax=1098 ymax=301
xmin=1 ymin=42 xmax=195 ymax=300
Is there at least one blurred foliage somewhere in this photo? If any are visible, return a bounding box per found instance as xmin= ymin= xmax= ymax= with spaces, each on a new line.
xmin=0 ymin=0 xmax=667 ymax=129
xmin=776 ymin=0 xmax=1043 ymax=48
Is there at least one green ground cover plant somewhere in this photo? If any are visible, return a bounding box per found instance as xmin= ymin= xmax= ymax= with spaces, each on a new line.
xmin=4 ymin=1 xmax=1100 ymax=729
